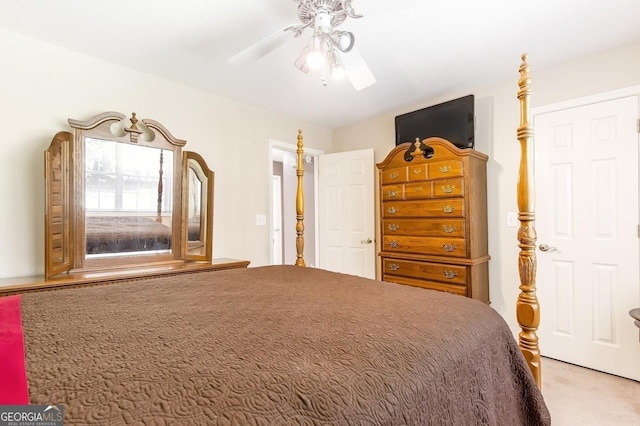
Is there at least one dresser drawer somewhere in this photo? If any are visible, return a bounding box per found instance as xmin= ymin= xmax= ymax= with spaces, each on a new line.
xmin=403 ymin=181 xmax=434 ymax=200
xmin=381 ymin=184 xmax=405 ymax=201
xmin=383 ymin=274 xmax=467 ymax=296
xmin=380 ymin=166 xmax=409 ymax=185
xmin=383 ymin=218 xmax=466 ymax=238
xmin=428 ymin=160 xmax=464 ymax=179
xmin=408 ymin=164 xmax=428 ymax=181
xmin=433 ymin=178 xmax=464 ymax=198
xmin=382 ymin=235 xmax=466 ymax=257
xmin=382 ymin=258 xmax=467 ymax=285
xmin=382 ymin=199 xmax=465 ymax=218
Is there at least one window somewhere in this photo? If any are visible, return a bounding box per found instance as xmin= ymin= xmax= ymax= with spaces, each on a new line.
xmin=85 ymin=138 xmax=173 ymax=213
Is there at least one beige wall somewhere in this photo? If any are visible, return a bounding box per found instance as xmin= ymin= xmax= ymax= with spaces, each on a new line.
xmin=0 ymin=29 xmax=332 ymax=278
xmin=333 ymin=40 xmax=640 ymax=333
xmin=2 ymin=26 xmax=640 ymax=334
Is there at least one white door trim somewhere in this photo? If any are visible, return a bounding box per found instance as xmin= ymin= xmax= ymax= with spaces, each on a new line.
xmin=533 ymin=85 xmax=640 ymax=116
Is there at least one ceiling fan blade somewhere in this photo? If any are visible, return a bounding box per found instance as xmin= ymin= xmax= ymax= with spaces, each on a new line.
xmin=342 ymin=47 xmax=376 ymax=90
xmin=228 ymin=27 xmax=294 ymax=66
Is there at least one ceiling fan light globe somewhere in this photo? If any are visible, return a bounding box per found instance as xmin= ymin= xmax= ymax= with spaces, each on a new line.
xmin=294 ymin=58 xmax=310 ymax=73
xmin=327 ymin=48 xmax=345 ymax=80
xmin=306 ymin=51 xmax=324 ymax=70
xmin=332 ymin=65 xmax=346 ymax=80
xmin=294 ymin=46 xmax=311 ymax=73
xmin=337 ymin=31 xmax=355 ymax=52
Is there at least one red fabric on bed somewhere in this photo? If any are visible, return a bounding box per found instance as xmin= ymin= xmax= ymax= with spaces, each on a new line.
xmin=0 ymin=295 xmax=29 ymax=404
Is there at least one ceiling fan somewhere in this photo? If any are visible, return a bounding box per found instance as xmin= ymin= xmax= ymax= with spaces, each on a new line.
xmin=228 ymin=0 xmax=376 ymax=90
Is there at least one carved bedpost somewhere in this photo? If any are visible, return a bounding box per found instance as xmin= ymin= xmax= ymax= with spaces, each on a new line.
xmin=156 ymin=150 xmax=164 ymax=223
xmin=295 ymin=129 xmax=306 ymax=267
xmin=516 ymin=54 xmax=541 ymax=387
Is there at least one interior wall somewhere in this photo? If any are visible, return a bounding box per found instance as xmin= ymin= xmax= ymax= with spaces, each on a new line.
xmin=0 ymin=29 xmax=332 ymax=278
xmin=332 ymin=40 xmax=640 ymax=334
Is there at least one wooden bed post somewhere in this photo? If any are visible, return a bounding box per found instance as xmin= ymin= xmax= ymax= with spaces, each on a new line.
xmin=516 ymin=54 xmax=541 ymax=387
xmin=295 ymin=129 xmax=306 ymax=267
xmin=156 ymin=149 xmax=164 ymax=223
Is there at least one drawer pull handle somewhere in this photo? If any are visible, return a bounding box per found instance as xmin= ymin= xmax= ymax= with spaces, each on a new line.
xmin=389 ymin=240 xmax=400 ymax=248
xmin=387 ymin=206 xmax=398 ymax=214
xmin=387 ymin=223 xmax=399 ymax=232
xmin=441 ymin=185 xmax=455 ymax=193
xmin=442 ymin=225 xmax=457 ymax=233
xmin=413 ymin=186 xmax=423 ymax=192
xmin=440 ymin=165 xmax=451 ymax=173
xmin=444 ymin=270 xmax=458 ymax=279
xmin=443 ymin=243 xmax=457 ymax=252
xmin=413 ymin=169 xmax=422 ymax=174
xmin=387 ymin=190 xmax=398 ymax=198
xmin=443 ymin=205 xmax=455 ymax=214
xmin=388 ymin=263 xmax=400 ymax=271
xmin=389 ymin=172 xmax=399 ymax=179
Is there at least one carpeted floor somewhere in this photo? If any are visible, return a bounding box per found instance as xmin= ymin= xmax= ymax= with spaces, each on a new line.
xmin=542 ymin=357 xmax=640 ymax=425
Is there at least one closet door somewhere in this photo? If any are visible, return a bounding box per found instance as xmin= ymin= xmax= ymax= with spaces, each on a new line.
xmin=535 ymin=94 xmax=640 ymax=380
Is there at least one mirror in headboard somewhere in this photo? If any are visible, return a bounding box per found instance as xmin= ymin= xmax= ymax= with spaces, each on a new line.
xmin=44 ymin=111 xmax=214 ymax=279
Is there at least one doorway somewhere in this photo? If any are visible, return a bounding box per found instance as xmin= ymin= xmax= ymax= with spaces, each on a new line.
xmin=269 ymin=141 xmax=321 ymax=267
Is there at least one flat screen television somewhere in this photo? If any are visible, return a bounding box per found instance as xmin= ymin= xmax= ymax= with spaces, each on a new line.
xmin=395 ymin=94 xmax=474 ymax=149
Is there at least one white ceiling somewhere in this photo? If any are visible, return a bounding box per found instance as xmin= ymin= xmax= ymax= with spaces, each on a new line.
xmin=2 ymin=0 xmax=640 ymax=129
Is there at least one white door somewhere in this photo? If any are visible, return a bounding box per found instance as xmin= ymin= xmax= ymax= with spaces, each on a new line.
xmin=319 ymin=149 xmax=375 ymax=279
xmin=535 ymin=93 xmax=640 ymax=380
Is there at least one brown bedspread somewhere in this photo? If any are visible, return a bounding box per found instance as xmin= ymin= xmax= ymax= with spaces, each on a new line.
xmin=21 ymin=266 xmax=550 ymax=425
xmin=85 ymin=216 xmax=172 ymax=254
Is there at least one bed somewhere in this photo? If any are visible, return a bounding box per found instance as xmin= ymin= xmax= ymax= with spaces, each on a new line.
xmin=85 ymin=216 xmax=172 ymax=254
xmin=85 ymin=216 xmax=201 ymax=255
xmin=0 ymin=54 xmax=550 ymax=424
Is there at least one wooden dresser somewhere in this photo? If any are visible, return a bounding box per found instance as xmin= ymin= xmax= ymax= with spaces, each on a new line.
xmin=0 ymin=111 xmax=250 ymax=298
xmin=377 ymin=138 xmax=490 ymax=303
xmin=0 ymin=259 xmax=250 ymax=297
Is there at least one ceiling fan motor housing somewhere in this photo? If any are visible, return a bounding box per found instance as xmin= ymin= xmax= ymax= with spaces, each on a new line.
xmin=296 ymin=0 xmax=354 ymax=29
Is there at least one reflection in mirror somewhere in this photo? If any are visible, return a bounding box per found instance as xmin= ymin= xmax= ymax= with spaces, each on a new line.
xmin=186 ymin=158 xmax=207 ymax=255
xmin=84 ymin=137 xmax=174 ymax=257
xmin=187 ymin=166 xmax=202 ymax=241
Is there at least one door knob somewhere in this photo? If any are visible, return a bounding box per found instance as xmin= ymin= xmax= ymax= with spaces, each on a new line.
xmin=361 ymin=238 xmax=373 ymax=244
xmin=539 ymin=243 xmax=560 ymax=253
